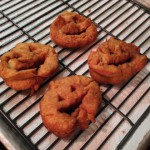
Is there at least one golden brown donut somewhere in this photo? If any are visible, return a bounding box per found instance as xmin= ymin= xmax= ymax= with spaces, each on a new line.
xmin=88 ymin=37 xmax=147 ymax=85
xmin=40 ymin=75 xmax=101 ymax=138
xmin=50 ymin=11 xmax=98 ymax=48
xmin=0 ymin=43 xmax=58 ymax=94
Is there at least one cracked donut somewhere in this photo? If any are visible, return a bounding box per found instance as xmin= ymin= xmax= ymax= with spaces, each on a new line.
xmin=0 ymin=43 xmax=58 ymax=94
xmin=40 ymin=75 xmax=101 ymax=138
xmin=88 ymin=37 xmax=147 ymax=85
xmin=50 ymin=11 xmax=98 ymax=48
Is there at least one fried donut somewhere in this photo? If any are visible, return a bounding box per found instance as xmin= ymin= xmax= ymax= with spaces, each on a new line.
xmin=40 ymin=75 xmax=101 ymax=138
xmin=88 ymin=37 xmax=147 ymax=85
xmin=0 ymin=43 xmax=58 ymax=94
xmin=50 ymin=11 xmax=98 ymax=48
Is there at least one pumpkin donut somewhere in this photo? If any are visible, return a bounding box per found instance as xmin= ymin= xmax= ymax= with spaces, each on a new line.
xmin=0 ymin=43 xmax=58 ymax=94
xmin=50 ymin=11 xmax=98 ymax=48
xmin=88 ymin=37 xmax=147 ymax=85
xmin=40 ymin=75 xmax=101 ymax=138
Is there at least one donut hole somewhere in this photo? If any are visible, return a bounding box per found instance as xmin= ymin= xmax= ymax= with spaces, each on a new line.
xmin=9 ymin=49 xmax=46 ymax=71
xmin=112 ymin=57 xmax=132 ymax=66
xmin=66 ymin=29 xmax=86 ymax=35
xmin=59 ymin=101 xmax=81 ymax=115
xmin=8 ymin=57 xmax=45 ymax=71
xmin=34 ymin=59 xmax=45 ymax=69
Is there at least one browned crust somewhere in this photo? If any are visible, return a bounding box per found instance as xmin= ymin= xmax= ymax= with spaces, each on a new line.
xmin=0 ymin=43 xmax=59 ymax=94
xmin=88 ymin=37 xmax=147 ymax=85
xmin=50 ymin=11 xmax=98 ymax=48
xmin=40 ymin=75 xmax=101 ymax=138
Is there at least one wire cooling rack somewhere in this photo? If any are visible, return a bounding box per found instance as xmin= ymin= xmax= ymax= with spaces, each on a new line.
xmin=0 ymin=0 xmax=150 ymax=150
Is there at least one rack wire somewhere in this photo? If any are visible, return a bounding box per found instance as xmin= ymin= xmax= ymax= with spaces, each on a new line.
xmin=0 ymin=0 xmax=150 ymax=150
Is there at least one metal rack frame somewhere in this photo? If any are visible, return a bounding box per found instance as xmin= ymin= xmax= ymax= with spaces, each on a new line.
xmin=0 ymin=0 xmax=149 ymax=150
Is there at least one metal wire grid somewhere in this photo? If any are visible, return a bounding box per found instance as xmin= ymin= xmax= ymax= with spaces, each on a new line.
xmin=0 ymin=0 xmax=150 ymax=150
